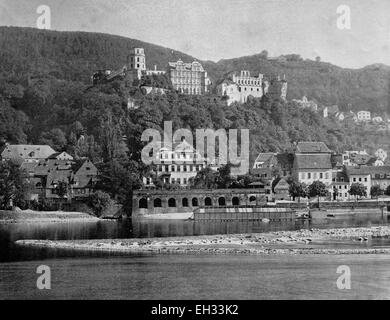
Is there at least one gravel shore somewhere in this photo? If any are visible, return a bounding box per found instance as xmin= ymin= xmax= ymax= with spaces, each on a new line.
xmin=15 ymin=226 xmax=390 ymax=255
xmin=0 ymin=210 xmax=99 ymax=224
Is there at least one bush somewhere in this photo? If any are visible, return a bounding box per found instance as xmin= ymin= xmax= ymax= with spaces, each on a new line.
xmin=87 ymin=191 xmax=112 ymax=217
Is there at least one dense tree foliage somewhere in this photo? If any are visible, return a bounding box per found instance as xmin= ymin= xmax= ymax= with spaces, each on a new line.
xmin=370 ymin=185 xmax=383 ymax=198
xmin=349 ymin=183 xmax=367 ymax=199
xmin=2 ymin=26 xmax=390 ymax=211
xmin=0 ymin=160 xmax=28 ymax=209
xmin=288 ymin=181 xmax=308 ymax=202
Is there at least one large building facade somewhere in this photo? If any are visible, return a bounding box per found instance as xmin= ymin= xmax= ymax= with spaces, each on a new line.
xmin=168 ymin=60 xmax=211 ymax=95
xmin=217 ymin=71 xmax=287 ymax=105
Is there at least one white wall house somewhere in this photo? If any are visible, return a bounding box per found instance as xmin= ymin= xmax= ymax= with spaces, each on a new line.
xmin=357 ymin=111 xmax=371 ymax=122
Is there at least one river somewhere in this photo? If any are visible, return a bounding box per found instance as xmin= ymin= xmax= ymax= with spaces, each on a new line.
xmin=1 ymin=216 xmax=390 ymax=299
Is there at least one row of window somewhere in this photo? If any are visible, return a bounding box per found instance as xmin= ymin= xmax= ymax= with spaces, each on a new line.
xmin=176 ymin=87 xmax=203 ymax=94
xmin=351 ymin=177 xmax=368 ymax=183
xmin=158 ymin=164 xmax=204 ymax=173
xmin=130 ymin=57 xmax=145 ymax=63
xmin=171 ymin=71 xmax=202 ymax=77
xmin=238 ymin=87 xmax=262 ymax=93
xmin=160 ymin=152 xmax=198 ymax=160
xmin=236 ymin=79 xmax=262 ymax=86
xmin=172 ymin=79 xmax=201 ymax=85
xmin=300 ymin=172 xmax=330 ymax=180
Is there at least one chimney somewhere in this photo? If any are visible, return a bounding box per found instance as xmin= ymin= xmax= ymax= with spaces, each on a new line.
xmin=154 ymin=65 xmax=157 ymax=71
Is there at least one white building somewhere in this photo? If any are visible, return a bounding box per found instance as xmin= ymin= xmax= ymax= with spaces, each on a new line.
xmin=357 ymin=111 xmax=371 ymax=122
xmin=144 ymin=140 xmax=208 ymax=187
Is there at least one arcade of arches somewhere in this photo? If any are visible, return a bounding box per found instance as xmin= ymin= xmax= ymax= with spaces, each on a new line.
xmin=133 ymin=189 xmax=267 ymax=216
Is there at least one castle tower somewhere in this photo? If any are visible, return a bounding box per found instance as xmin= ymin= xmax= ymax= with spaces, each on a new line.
xmin=128 ymin=48 xmax=146 ymax=80
xmin=129 ymin=48 xmax=146 ymax=71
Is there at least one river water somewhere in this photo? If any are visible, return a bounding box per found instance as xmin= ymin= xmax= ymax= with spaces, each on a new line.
xmin=1 ymin=216 xmax=390 ymax=299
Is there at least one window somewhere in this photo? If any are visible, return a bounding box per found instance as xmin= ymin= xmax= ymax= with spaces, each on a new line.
xmin=308 ymin=173 xmax=311 ymax=179
xmin=205 ymin=197 xmax=212 ymax=206
xmin=154 ymin=198 xmax=162 ymax=208
xmin=218 ymin=197 xmax=226 ymax=206
xmin=139 ymin=198 xmax=148 ymax=209
xmin=192 ymin=198 xmax=199 ymax=207
xmin=182 ymin=198 xmax=189 ymax=207
xmin=320 ymin=173 xmax=323 ymax=179
xmin=168 ymin=198 xmax=176 ymax=207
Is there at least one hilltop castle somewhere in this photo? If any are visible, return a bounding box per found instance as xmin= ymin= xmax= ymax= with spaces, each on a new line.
xmin=217 ymin=71 xmax=287 ymax=105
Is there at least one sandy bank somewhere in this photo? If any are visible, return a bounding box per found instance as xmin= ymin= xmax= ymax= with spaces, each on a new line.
xmin=15 ymin=226 xmax=390 ymax=255
xmin=0 ymin=209 xmax=99 ymax=224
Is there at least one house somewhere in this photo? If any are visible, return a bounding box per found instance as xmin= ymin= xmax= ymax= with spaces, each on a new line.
xmin=47 ymin=151 xmax=74 ymax=161
xmin=345 ymin=167 xmax=372 ymax=198
xmin=293 ymin=142 xmax=333 ymax=188
xmin=357 ymin=111 xmax=371 ymax=122
xmin=322 ymin=105 xmax=339 ymax=118
xmin=292 ymin=96 xmax=318 ymax=112
xmin=372 ymin=116 xmax=383 ymax=124
xmin=71 ymin=159 xmax=99 ymax=199
xmin=273 ymin=178 xmax=290 ymax=201
xmin=1 ymin=144 xmax=56 ymax=163
xmin=30 ymin=159 xmax=98 ymax=200
xmin=145 ymin=139 xmax=208 ymax=187
xmin=368 ymin=166 xmax=390 ymax=190
xmin=342 ymin=150 xmax=368 ymax=166
xmin=331 ymin=171 xmax=350 ymax=201
xmin=253 ymin=153 xmax=277 ymax=169
xmin=342 ymin=150 xmax=382 ymax=167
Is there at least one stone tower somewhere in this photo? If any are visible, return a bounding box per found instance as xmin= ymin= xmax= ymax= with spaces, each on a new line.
xmin=128 ymin=48 xmax=146 ymax=80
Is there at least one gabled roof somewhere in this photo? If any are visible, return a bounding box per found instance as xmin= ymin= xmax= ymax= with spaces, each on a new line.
xmin=296 ymin=142 xmax=331 ymax=153
xmin=295 ymin=154 xmax=332 ymax=170
xmin=34 ymin=159 xmax=73 ymax=176
xmin=47 ymin=151 xmax=74 ymax=160
xmin=345 ymin=166 xmax=373 ymax=176
xmin=274 ymin=178 xmax=289 ymax=190
xmin=1 ymin=145 xmax=56 ymax=160
xmin=254 ymin=153 xmax=276 ymax=164
xmin=350 ymin=153 xmax=376 ymax=166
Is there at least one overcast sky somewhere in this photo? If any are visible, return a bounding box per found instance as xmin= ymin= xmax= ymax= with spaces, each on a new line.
xmin=1 ymin=0 xmax=390 ymax=68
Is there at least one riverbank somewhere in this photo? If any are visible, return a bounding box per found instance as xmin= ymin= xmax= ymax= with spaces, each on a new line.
xmin=0 ymin=209 xmax=99 ymax=224
xmin=15 ymin=225 xmax=390 ymax=255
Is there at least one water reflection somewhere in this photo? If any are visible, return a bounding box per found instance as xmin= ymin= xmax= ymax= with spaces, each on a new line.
xmin=0 ymin=214 xmax=389 ymax=262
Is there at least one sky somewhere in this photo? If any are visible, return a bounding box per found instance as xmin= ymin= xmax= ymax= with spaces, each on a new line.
xmin=1 ymin=0 xmax=390 ymax=68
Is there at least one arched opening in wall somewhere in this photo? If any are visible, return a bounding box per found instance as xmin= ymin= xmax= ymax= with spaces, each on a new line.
xmin=168 ymin=198 xmax=176 ymax=207
xmin=218 ymin=197 xmax=226 ymax=206
xmin=232 ymin=197 xmax=240 ymax=206
xmin=205 ymin=197 xmax=212 ymax=207
xmin=139 ymin=198 xmax=148 ymax=209
xmin=249 ymin=196 xmax=256 ymax=202
xmin=153 ymin=198 xmax=162 ymax=208
xmin=182 ymin=198 xmax=189 ymax=207
xmin=192 ymin=198 xmax=199 ymax=207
